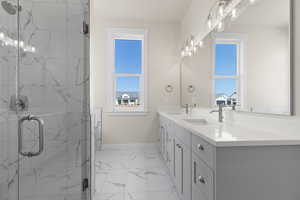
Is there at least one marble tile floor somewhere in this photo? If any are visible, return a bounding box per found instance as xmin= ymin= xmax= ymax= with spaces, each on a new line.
xmin=95 ymin=144 xmax=180 ymax=200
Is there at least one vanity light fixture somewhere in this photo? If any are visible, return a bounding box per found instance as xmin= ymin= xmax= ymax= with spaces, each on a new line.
xmin=181 ymin=48 xmax=186 ymax=57
xmin=199 ymin=40 xmax=204 ymax=47
xmin=207 ymin=0 xmax=257 ymax=32
xmin=231 ymin=8 xmax=238 ymax=20
xmin=0 ymin=32 xmax=36 ymax=53
xmin=217 ymin=21 xmax=225 ymax=32
xmin=207 ymin=0 xmax=231 ymax=27
xmin=218 ymin=0 xmax=226 ymax=17
xmin=207 ymin=16 xmax=213 ymax=29
xmin=180 ymin=35 xmax=204 ymax=58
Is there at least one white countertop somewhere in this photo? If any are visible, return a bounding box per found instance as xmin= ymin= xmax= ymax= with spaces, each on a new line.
xmin=158 ymin=110 xmax=300 ymax=147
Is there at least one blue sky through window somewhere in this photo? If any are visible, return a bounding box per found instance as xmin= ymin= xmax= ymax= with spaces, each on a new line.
xmin=115 ymin=39 xmax=141 ymax=93
xmin=115 ymin=40 xmax=142 ymax=74
xmin=215 ymin=44 xmax=237 ymax=76
xmin=116 ymin=77 xmax=140 ymax=92
xmin=215 ymin=44 xmax=237 ymax=96
xmin=215 ymin=79 xmax=236 ymax=96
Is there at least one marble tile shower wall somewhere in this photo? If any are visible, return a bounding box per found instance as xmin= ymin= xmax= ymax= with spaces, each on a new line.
xmin=19 ymin=0 xmax=88 ymax=113
xmin=0 ymin=0 xmax=89 ymax=200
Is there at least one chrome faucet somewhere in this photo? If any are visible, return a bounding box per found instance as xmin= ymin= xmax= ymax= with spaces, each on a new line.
xmin=185 ymin=104 xmax=189 ymax=114
xmin=210 ymin=104 xmax=225 ymax=123
xmin=185 ymin=104 xmax=196 ymax=115
xmin=210 ymin=104 xmax=237 ymax=123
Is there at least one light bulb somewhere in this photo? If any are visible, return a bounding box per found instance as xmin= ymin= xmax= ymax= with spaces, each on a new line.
xmin=19 ymin=41 xmax=24 ymax=48
xmin=193 ymin=46 xmax=197 ymax=53
xmin=14 ymin=40 xmax=18 ymax=47
xmin=190 ymin=39 xmax=194 ymax=46
xmin=219 ymin=5 xmax=224 ymax=17
xmin=185 ymin=45 xmax=189 ymax=51
xmin=181 ymin=49 xmax=185 ymax=57
xmin=217 ymin=21 xmax=224 ymax=32
xmin=249 ymin=0 xmax=256 ymax=4
xmin=0 ymin=32 xmax=4 ymax=39
xmin=188 ymin=51 xmax=192 ymax=57
xmin=31 ymin=47 xmax=36 ymax=53
xmin=231 ymin=8 xmax=237 ymax=19
xmin=199 ymin=41 xmax=204 ymax=47
xmin=207 ymin=19 xmax=212 ymax=29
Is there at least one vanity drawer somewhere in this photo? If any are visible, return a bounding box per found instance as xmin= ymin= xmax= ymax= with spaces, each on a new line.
xmin=192 ymin=135 xmax=215 ymax=168
xmin=192 ymin=153 xmax=214 ymax=200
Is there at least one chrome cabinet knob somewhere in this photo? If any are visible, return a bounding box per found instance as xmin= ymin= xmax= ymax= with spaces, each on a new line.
xmin=198 ymin=176 xmax=205 ymax=184
xmin=197 ymin=144 xmax=204 ymax=151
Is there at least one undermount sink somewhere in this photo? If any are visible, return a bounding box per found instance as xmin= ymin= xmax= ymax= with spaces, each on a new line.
xmin=166 ymin=112 xmax=182 ymax=115
xmin=183 ymin=118 xmax=208 ymax=125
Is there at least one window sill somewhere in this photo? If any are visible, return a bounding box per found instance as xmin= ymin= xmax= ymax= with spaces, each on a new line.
xmin=104 ymin=111 xmax=149 ymax=116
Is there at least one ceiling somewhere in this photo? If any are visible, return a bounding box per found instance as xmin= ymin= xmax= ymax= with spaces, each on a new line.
xmin=94 ymin=0 xmax=192 ymax=23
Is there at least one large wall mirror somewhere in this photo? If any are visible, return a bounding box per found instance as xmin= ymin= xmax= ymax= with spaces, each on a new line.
xmin=181 ymin=0 xmax=292 ymax=115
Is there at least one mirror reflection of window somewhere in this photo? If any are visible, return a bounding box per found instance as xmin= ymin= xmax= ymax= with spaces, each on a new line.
xmin=213 ymin=41 xmax=241 ymax=107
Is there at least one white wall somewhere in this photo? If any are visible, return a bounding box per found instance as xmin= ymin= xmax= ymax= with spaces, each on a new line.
xmin=181 ymin=0 xmax=214 ymax=43
xmin=91 ymin=16 xmax=181 ymax=143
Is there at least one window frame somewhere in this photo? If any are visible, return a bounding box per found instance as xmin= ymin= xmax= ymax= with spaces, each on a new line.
xmin=212 ymin=34 xmax=246 ymax=108
xmin=107 ymin=28 xmax=148 ymax=113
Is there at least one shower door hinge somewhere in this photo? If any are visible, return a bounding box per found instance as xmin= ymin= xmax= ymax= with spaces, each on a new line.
xmin=82 ymin=178 xmax=89 ymax=191
xmin=9 ymin=95 xmax=29 ymax=112
xmin=83 ymin=21 xmax=89 ymax=35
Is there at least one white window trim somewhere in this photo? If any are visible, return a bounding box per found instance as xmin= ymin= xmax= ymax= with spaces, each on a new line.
xmin=211 ymin=33 xmax=247 ymax=109
xmin=106 ymin=28 xmax=148 ymax=114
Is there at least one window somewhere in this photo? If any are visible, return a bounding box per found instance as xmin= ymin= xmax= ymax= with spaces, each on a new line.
xmin=107 ymin=29 xmax=147 ymax=113
xmin=213 ymin=39 xmax=242 ymax=106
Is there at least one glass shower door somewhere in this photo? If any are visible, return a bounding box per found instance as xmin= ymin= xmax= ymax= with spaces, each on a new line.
xmin=0 ymin=0 xmax=18 ymax=199
xmin=16 ymin=0 xmax=90 ymax=200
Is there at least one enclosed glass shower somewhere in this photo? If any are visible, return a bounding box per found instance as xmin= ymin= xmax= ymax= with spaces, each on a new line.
xmin=0 ymin=0 xmax=90 ymax=200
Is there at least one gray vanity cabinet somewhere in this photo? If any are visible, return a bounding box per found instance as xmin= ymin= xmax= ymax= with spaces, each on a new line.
xmin=159 ymin=116 xmax=191 ymax=200
xmin=174 ymin=137 xmax=191 ymax=200
xmin=159 ymin=114 xmax=300 ymax=200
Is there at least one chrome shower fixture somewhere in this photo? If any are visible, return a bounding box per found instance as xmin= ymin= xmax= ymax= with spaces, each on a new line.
xmin=0 ymin=32 xmax=36 ymax=53
xmin=1 ymin=0 xmax=21 ymax=15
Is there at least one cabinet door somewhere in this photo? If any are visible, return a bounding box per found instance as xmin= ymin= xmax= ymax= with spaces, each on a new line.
xmin=192 ymin=153 xmax=214 ymax=200
xmin=166 ymin=130 xmax=174 ymax=172
xmin=175 ymin=138 xmax=192 ymax=200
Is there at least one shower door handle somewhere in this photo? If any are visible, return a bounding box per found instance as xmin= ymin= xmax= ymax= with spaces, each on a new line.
xmin=18 ymin=115 xmax=44 ymax=157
